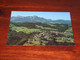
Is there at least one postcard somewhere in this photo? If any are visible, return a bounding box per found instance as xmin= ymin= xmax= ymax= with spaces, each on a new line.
xmin=6 ymin=11 xmax=75 ymax=46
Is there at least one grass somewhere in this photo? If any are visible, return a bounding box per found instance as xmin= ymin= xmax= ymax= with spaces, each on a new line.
xmin=56 ymin=40 xmax=64 ymax=42
xmin=48 ymin=24 xmax=56 ymax=27
xmin=62 ymin=33 xmax=73 ymax=36
xmin=11 ymin=26 xmax=41 ymax=34
xmin=24 ymin=39 xmax=40 ymax=45
xmin=42 ymin=41 xmax=48 ymax=44
xmin=66 ymin=27 xmax=72 ymax=31
xmin=56 ymin=37 xmax=74 ymax=43
xmin=23 ymin=43 xmax=35 ymax=46
xmin=56 ymin=39 xmax=74 ymax=43
xmin=36 ymin=25 xmax=57 ymax=31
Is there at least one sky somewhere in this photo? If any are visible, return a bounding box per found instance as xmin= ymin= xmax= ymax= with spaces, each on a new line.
xmin=11 ymin=11 xmax=71 ymax=20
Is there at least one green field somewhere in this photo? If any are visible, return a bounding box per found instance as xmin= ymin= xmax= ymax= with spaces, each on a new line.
xmin=7 ymin=22 xmax=74 ymax=46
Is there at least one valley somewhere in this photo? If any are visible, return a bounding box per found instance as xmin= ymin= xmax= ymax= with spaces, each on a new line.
xmin=7 ymin=22 xmax=74 ymax=46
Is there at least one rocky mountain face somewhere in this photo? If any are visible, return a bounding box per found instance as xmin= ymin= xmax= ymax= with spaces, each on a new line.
xmin=11 ymin=16 xmax=71 ymax=24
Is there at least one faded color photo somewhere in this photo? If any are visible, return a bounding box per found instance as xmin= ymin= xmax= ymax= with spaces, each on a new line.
xmin=6 ymin=11 xmax=75 ymax=46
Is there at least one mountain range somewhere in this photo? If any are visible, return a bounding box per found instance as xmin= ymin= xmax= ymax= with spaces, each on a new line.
xmin=10 ymin=16 xmax=71 ymax=24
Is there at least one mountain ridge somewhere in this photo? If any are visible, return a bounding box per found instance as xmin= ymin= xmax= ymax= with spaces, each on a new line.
xmin=10 ymin=16 xmax=71 ymax=24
